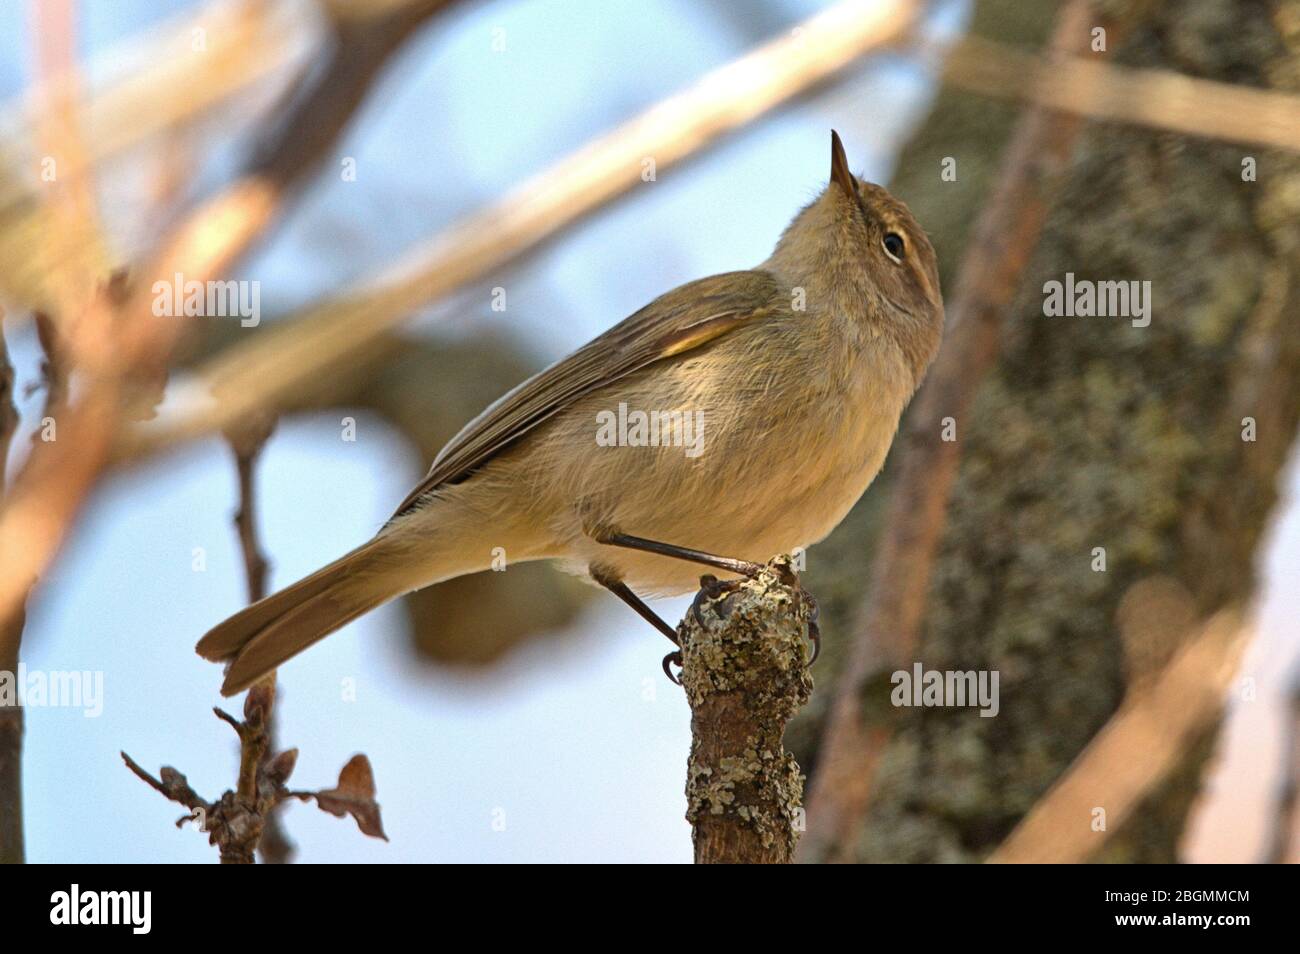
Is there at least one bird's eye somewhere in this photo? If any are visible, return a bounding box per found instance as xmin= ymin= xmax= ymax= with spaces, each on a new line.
xmin=882 ymin=232 xmax=905 ymax=262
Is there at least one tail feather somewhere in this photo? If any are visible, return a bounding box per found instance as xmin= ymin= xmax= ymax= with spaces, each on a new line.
xmin=196 ymin=539 xmax=403 ymax=696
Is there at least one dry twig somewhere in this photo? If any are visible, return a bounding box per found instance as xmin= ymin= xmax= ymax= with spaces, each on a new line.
xmin=122 ymin=684 xmax=386 ymax=864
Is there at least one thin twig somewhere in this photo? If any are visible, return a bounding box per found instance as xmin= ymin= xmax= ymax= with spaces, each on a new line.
xmin=223 ymin=412 xmax=296 ymax=862
xmin=123 ymin=699 xmax=387 ymax=862
xmin=120 ymin=751 xmax=208 ymax=814
xmin=228 ymin=416 xmax=274 ymax=605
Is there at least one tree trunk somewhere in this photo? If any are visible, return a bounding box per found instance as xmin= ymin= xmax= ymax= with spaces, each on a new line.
xmin=797 ymin=0 xmax=1300 ymax=862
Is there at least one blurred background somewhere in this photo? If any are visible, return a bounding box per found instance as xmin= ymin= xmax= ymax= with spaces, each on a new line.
xmin=0 ymin=0 xmax=1297 ymax=863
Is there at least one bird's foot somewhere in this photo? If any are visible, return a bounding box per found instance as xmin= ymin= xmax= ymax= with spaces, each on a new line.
xmin=689 ymin=573 xmax=744 ymax=628
xmin=684 ymin=562 xmax=820 ymax=675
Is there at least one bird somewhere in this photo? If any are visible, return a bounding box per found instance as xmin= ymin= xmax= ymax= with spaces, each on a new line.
xmin=197 ymin=131 xmax=944 ymax=696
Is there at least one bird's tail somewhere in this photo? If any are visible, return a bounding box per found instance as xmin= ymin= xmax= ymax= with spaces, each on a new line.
xmin=197 ymin=535 xmax=412 ymax=696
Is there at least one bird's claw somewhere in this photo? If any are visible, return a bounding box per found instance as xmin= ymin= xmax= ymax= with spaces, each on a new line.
xmin=662 ymin=650 xmax=683 ymax=685
xmin=689 ymin=573 xmax=743 ymax=628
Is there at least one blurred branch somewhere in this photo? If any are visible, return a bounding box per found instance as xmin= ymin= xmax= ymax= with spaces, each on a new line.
xmin=149 ymin=0 xmax=465 ymax=288
xmin=682 ymin=560 xmax=814 ymax=864
xmin=0 ymin=0 xmax=302 ymax=217
xmin=1266 ymin=673 xmax=1300 ymax=864
xmin=0 ymin=0 xmax=307 ymax=314
xmin=799 ymin=0 xmax=1103 ymax=864
xmin=0 ymin=314 xmax=25 ymax=865
xmin=248 ymin=0 xmax=463 ymax=189
xmin=0 ymin=0 xmax=461 ymax=317
xmin=30 ymin=0 xmax=109 ymax=322
xmin=987 ymin=612 xmax=1249 ymax=864
xmin=116 ymin=0 xmax=921 ymax=461
xmin=0 ymin=0 xmax=461 ymax=650
xmin=937 ymin=33 xmax=1300 ymax=154
xmin=0 ymin=0 xmax=102 ymax=866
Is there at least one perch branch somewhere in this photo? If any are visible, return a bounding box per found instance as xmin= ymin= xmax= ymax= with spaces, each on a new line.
xmin=681 ymin=558 xmax=814 ymax=864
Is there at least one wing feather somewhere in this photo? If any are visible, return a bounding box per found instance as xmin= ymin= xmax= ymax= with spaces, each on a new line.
xmin=389 ymin=270 xmax=782 ymax=517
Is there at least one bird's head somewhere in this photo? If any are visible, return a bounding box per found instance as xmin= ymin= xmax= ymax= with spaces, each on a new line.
xmin=767 ymin=131 xmax=944 ymax=380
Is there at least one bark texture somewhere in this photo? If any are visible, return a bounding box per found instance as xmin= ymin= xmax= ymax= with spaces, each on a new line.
xmin=683 ymin=560 xmax=813 ymax=864
xmin=798 ymin=0 xmax=1300 ymax=862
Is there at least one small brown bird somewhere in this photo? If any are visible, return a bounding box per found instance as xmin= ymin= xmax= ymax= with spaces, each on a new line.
xmin=198 ymin=131 xmax=944 ymax=695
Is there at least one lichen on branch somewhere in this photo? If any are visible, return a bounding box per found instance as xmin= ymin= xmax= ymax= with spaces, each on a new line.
xmin=681 ymin=557 xmax=814 ymax=864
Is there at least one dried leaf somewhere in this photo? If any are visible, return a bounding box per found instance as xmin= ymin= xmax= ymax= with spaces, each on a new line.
xmin=312 ymin=754 xmax=387 ymax=841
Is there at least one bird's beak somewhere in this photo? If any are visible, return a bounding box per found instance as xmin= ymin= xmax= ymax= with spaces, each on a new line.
xmin=830 ymin=129 xmax=856 ymax=196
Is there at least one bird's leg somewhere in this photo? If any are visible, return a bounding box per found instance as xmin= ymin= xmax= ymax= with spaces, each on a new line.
xmin=590 ymin=566 xmax=683 ymax=684
xmin=588 ymin=528 xmax=765 ymax=579
xmin=589 ymin=526 xmax=820 ymax=669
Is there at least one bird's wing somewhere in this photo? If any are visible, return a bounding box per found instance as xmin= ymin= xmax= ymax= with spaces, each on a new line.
xmin=389 ymin=270 xmax=783 ymax=518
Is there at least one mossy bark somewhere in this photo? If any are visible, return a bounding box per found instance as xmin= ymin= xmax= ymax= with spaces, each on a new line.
xmin=798 ymin=0 xmax=1300 ymax=862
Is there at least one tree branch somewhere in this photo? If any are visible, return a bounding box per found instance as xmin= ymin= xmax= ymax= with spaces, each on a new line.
xmin=936 ymin=32 xmax=1300 ymax=154
xmin=222 ymin=412 xmax=297 ymax=863
xmin=682 ymin=558 xmax=814 ymax=864
xmin=123 ymin=688 xmax=386 ymax=864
